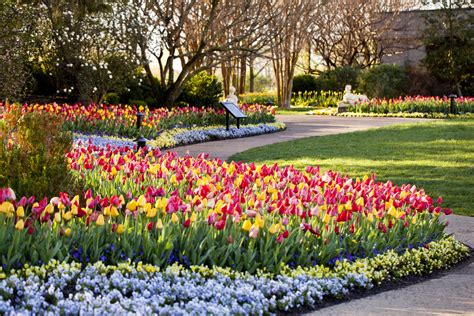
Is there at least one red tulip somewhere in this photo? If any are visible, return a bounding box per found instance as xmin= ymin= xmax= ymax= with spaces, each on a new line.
xmin=147 ymin=221 xmax=154 ymax=231
xmin=183 ymin=218 xmax=191 ymax=228
xmin=215 ymin=219 xmax=226 ymax=230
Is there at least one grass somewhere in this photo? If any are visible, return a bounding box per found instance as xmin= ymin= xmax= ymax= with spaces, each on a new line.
xmin=229 ymin=120 xmax=474 ymax=216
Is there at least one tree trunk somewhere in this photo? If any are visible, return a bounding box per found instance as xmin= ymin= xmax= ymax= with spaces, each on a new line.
xmin=249 ymin=57 xmax=255 ymax=93
xmin=239 ymin=56 xmax=246 ymax=95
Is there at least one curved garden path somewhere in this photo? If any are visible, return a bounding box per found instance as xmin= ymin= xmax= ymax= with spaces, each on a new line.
xmin=167 ymin=115 xmax=474 ymax=315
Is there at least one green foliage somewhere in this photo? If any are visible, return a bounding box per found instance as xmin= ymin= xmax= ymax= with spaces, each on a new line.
xmin=179 ymin=72 xmax=223 ymax=108
xmin=317 ymin=66 xmax=361 ymax=91
xmin=348 ymin=96 xmax=474 ymax=114
xmin=422 ymin=1 xmax=474 ymax=96
xmin=240 ymin=92 xmax=276 ymax=105
xmin=245 ymin=74 xmax=272 ymax=92
xmin=292 ymin=75 xmax=318 ymax=94
xmin=103 ymin=92 xmax=120 ymax=105
xmin=358 ymin=64 xmax=408 ymax=98
xmin=291 ymin=90 xmax=342 ymax=107
xmin=0 ymin=106 xmax=78 ymax=198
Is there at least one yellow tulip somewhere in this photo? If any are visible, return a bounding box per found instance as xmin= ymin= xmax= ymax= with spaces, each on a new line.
xmin=63 ymin=211 xmax=72 ymax=221
xmin=411 ymin=215 xmax=417 ymax=224
xmin=323 ymin=213 xmax=331 ymax=224
xmin=16 ymin=206 xmax=25 ymax=218
xmin=0 ymin=202 xmax=14 ymax=215
xmin=71 ymin=204 xmax=78 ymax=215
xmin=146 ymin=208 xmax=158 ymax=218
xmin=64 ymin=228 xmax=72 ymax=237
xmin=54 ymin=212 xmax=61 ymax=223
xmin=388 ymin=205 xmax=397 ymax=217
xmin=269 ymin=223 xmax=278 ymax=235
xmin=71 ymin=195 xmax=80 ymax=205
xmin=190 ymin=212 xmax=197 ymax=223
xmin=45 ymin=204 xmax=54 ymax=214
xmin=345 ymin=202 xmax=352 ymax=211
xmin=109 ymin=206 xmax=119 ymax=217
xmin=255 ymin=214 xmax=264 ymax=228
xmin=137 ymin=195 xmax=147 ymax=208
xmin=96 ymin=214 xmax=105 ymax=226
xmin=156 ymin=219 xmax=163 ymax=229
xmin=127 ymin=200 xmax=137 ymax=211
xmin=242 ymin=219 xmax=252 ymax=231
xmin=117 ymin=224 xmax=125 ymax=235
xmin=104 ymin=206 xmax=111 ymax=216
xmin=171 ymin=213 xmax=179 ymax=224
xmin=15 ymin=219 xmax=24 ymax=230
xmin=367 ymin=213 xmax=374 ymax=222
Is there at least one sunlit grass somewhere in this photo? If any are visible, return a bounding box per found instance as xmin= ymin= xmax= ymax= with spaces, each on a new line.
xmin=229 ymin=120 xmax=474 ymax=216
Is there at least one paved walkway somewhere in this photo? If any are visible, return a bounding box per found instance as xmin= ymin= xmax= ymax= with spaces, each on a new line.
xmin=167 ymin=115 xmax=473 ymax=315
xmin=166 ymin=115 xmax=426 ymax=160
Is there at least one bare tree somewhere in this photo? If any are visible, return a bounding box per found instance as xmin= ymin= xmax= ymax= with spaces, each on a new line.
xmin=121 ymin=0 xmax=281 ymax=107
xmin=311 ymin=0 xmax=415 ymax=69
xmin=270 ymin=0 xmax=318 ymax=108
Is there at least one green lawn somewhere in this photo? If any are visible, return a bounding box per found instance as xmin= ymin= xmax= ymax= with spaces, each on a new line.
xmin=229 ymin=120 xmax=474 ymax=216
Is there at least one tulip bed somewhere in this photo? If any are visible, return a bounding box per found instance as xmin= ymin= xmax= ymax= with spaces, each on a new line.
xmin=0 ymin=116 xmax=471 ymax=313
xmin=347 ymin=96 xmax=474 ymax=115
xmin=0 ymin=103 xmax=277 ymax=140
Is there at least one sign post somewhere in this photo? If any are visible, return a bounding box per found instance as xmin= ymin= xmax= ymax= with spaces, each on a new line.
xmin=220 ymin=102 xmax=247 ymax=131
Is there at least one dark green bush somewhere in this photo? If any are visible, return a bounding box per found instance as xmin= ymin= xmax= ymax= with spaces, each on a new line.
xmin=0 ymin=105 xmax=79 ymax=198
xmin=179 ymin=71 xmax=223 ymax=108
xmin=103 ymin=92 xmax=120 ymax=104
xmin=317 ymin=66 xmax=361 ymax=91
xmin=293 ymin=66 xmax=361 ymax=94
xmin=358 ymin=64 xmax=408 ymax=98
xmin=292 ymin=75 xmax=318 ymax=93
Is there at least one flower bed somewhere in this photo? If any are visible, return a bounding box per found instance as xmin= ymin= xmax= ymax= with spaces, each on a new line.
xmin=347 ymin=96 xmax=474 ymax=114
xmin=0 ymin=124 xmax=470 ymax=313
xmin=0 ymin=237 xmax=468 ymax=314
xmin=73 ymin=122 xmax=286 ymax=150
xmin=153 ymin=122 xmax=286 ymax=148
xmin=0 ymin=145 xmax=455 ymax=273
xmin=0 ymin=103 xmax=276 ymax=139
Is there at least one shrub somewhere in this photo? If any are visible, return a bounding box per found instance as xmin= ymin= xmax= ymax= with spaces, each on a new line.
xmin=317 ymin=66 xmax=361 ymax=91
xmin=103 ymin=92 xmax=120 ymax=105
xmin=240 ymin=92 xmax=276 ymax=105
xmin=293 ymin=75 xmax=318 ymax=94
xmin=0 ymin=105 xmax=78 ymax=198
xmin=179 ymin=71 xmax=223 ymax=108
xmin=358 ymin=64 xmax=408 ymax=98
xmin=293 ymin=67 xmax=360 ymax=95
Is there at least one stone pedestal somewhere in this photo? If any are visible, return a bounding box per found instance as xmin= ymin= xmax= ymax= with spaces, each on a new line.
xmin=337 ymin=101 xmax=350 ymax=113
